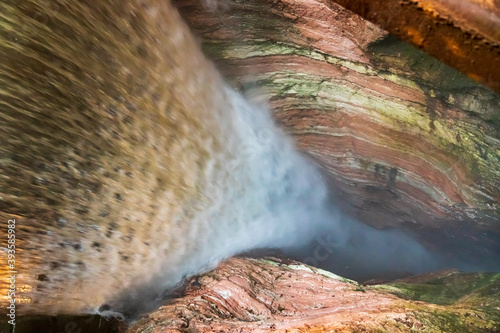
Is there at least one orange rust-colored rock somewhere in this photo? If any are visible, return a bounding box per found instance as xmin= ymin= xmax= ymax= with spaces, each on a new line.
xmin=173 ymin=0 xmax=500 ymax=253
xmin=324 ymin=0 xmax=500 ymax=94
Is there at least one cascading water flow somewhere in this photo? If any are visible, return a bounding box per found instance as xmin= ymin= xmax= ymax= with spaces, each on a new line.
xmin=104 ymin=84 xmax=447 ymax=317
xmin=2 ymin=0 xmax=497 ymax=322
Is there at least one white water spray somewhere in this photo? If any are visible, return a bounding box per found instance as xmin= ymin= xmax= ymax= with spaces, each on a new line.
xmin=1 ymin=0 xmax=459 ymax=318
xmin=104 ymin=80 xmax=447 ymax=316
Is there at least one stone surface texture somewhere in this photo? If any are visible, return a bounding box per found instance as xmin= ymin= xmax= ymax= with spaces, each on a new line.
xmin=174 ymin=0 xmax=500 ymax=251
xmin=128 ymin=257 xmax=500 ymax=332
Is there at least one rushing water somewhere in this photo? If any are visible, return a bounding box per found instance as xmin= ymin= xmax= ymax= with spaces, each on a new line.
xmin=0 ymin=0 xmax=497 ymax=321
xmin=0 ymin=0 xmax=336 ymax=316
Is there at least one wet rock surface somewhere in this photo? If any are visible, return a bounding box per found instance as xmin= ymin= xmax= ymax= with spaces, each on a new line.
xmin=127 ymin=257 xmax=500 ymax=332
xmin=174 ymin=0 xmax=500 ymax=258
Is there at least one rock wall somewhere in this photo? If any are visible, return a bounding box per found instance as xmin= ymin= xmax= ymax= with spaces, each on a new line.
xmin=174 ymin=0 xmax=500 ymax=252
xmin=326 ymin=0 xmax=500 ymax=94
xmin=128 ymin=257 xmax=500 ymax=332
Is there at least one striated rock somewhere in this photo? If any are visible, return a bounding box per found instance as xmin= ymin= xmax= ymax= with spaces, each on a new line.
xmin=173 ymin=0 xmax=500 ymax=252
xmin=127 ymin=257 xmax=500 ymax=332
xmin=325 ymin=0 xmax=500 ymax=94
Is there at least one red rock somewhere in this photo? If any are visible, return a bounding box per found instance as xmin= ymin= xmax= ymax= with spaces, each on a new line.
xmin=174 ymin=0 xmax=500 ymax=248
xmin=128 ymin=257 xmax=500 ymax=332
xmin=127 ymin=258 xmax=419 ymax=332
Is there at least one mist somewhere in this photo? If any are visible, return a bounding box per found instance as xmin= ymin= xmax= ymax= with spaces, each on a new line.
xmin=100 ymin=86 xmax=494 ymax=318
xmin=280 ymin=193 xmax=500 ymax=282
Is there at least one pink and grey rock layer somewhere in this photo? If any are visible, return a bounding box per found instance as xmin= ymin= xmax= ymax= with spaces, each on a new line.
xmin=127 ymin=257 xmax=500 ymax=332
xmin=174 ymin=0 xmax=500 ymax=250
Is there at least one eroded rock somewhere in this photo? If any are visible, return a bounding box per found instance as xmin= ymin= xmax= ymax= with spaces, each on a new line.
xmin=174 ymin=0 xmax=500 ymax=255
xmin=127 ymin=257 xmax=500 ymax=332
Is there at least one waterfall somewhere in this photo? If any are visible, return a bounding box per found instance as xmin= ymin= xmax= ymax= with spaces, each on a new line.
xmin=0 ymin=0 xmax=464 ymax=319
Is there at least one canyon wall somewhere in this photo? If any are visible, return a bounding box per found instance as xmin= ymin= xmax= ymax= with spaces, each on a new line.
xmin=174 ymin=0 xmax=500 ymax=254
xmin=324 ymin=0 xmax=500 ymax=94
xmin=128 ymin=257 xmax=500 ymax=332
